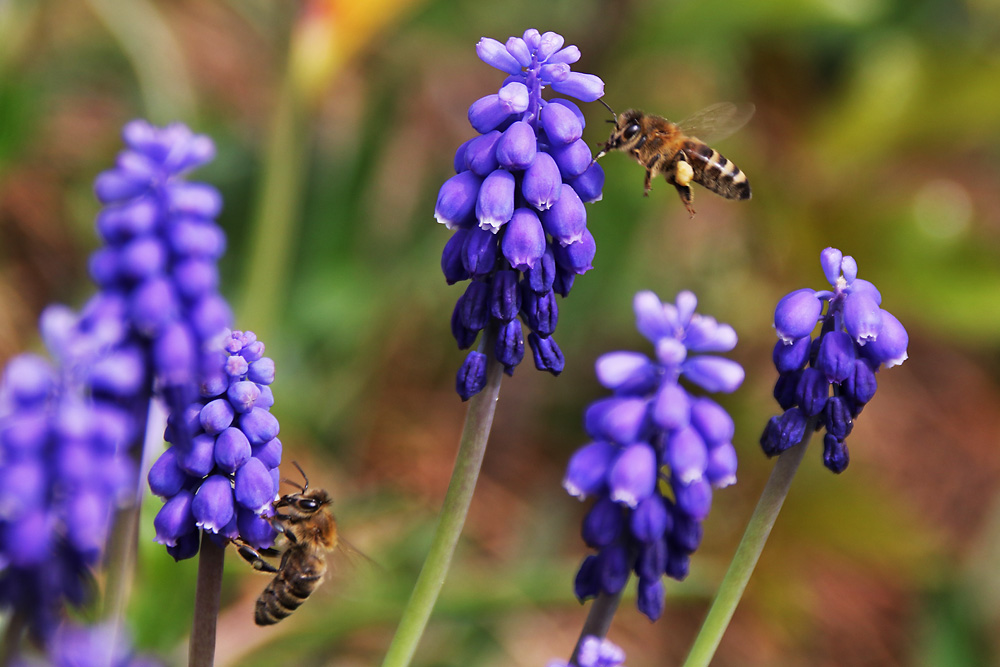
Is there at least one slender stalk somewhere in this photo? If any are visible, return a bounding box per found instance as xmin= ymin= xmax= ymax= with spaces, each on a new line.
xmin=381 ymin=337 xmax=504 ymax=667
xmin=682 ymin=431 xmax=815 ymax=667
xmin=189 ymin=534 xmax=227 ymax=667
xmin=569 ymin=588 xmax=626 ymax=663
xmin=0 ymin=611 xmax=25 ymax=667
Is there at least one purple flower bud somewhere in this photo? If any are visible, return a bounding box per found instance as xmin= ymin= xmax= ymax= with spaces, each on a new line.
xmin=459 ymin=280 xmax=490 ymax=331
xmin=773 ymin=336 xmax=811 ymax=373
xmin=551 ymin=72 xmax=605 ymax=102
xmin=468 ymin=81 xmax=530 ymax=133
xmin=118 ymin=237 xmax=166 ymax=280
xmin=148 ymin=448 xmax=186 ymax=498
xmin=190 ymin=293 xmax=233 ymax=340
xmin=823 ymin=395 xmax=853 ymax=440
xmin=540 ymin=101 xmax=583 ymax=144
xmin=584 ymin=397 xmax=648 ymax=445
xmin=200 ymin=398 xmax=234 ymax=435
xmin=527 ymin=333 xmax=564 ymax=374
xmin=67 ymin=491 xmax=112 ymax=557
xmin=568 ymin=162 xmax=604 ymax=204
xmin=540 ymin=62 xmax=570 ymax=83
xmin=94 ymin=169 xmax=149 ymax=203
xmin=594 ymin=351 xmax=657 ymax=395
xmin=464 ymin=131 xmax=501 ymax=176
xmin=608 ymin=442 xmax=657 ymax=507
xmin=489 ymin=270 xmax=520 ymax=322
xmin=706 ymin=442 xmax=738 ymax=487
xmin=848 ymin=278 xmax=882 ymax=305
xmin=820 ymin=247 xmax=844 ymax=285
xmin=130 ymin=277 xmax=179 ymax=335
xmin=690 ymin=398 xmax=735 ymax=445
xmin=476 ymin=169 xmax=515 ymax=233
xmin=522 ymin=288 xmax=558 ymax=336
xmin=234 ymin=457 xmax=275 ymax=513
xmin=548 ymin=138 xmax=593 ymax=178
xmin=525 ymin=246 xmax=556 ymax=294
xmin=179 ymin=433 xmax=216 ymax=477
xmin=521 ymin=152 xmax=562 ymax=211
xmin=193 ymin=474 xmax=235 ymax=532
xmin=577 ymin=635 xmax=627 ymax=667
xmin=239 ymin=407 xmax=280 ymax=445
xmin=457 ymin=351 xmax=488 ymax=400
xmin=843 ymin=292 xmax=882 ymax=346
xmin=252 ymin=437 xmax=282 ymax=470
xmin=2 ymin=354 xmax=54 ymax=406
xmin=581 ymin=496 xmax=622 ymax=548
xmin=845 ymin=359 xmax=877 ymax=406
xmin=597 ymin=543 xmax=630 ymax=594
xmin=563 ymin=440 xmax=616 ymax=499
xmin=551 ymin=228 xmax=596 ymax=274
xmin=495 ymin=319 xmax=525 ymax=368
xmin=674 ymin=477 xmax=712 ymax=521
xmin=214 ymin=427 xmax=251 ymax=473
xmin=153 ymin=489 xmax=195 ymax=547
xmin=666 ymin=426 xmax=708 ymax=484
xmin=496 ymin=121 xmax=536 ymax=170
xmin=634 ymin=291 xmax=670 ymax=342
xmin=247 ymin=357 xmax=275 ymax=385
xmin=461 ymin=227 xmax=498 ymax=277
xmin=441 ymin=229 xmax=471 ymax=284
xmin=450 ymin=302 xmax=478 ymax=349
xmin=841 ymin=254 xmax=858 ymax=283
xmin=863 ymin=309 xmax=908 ymax=368
xmin=637 ymin=576 xmax=665 ymax=622
xmin=650 ymin=381 xmax=691 ymax=431
xmin=823 ymin=434 xmax=850 ymax=473
xmin=505 ymin=36 xmax=531 ymax=67
xmin=665 ymin=551 xmax=690 ymax=580
xmin=476 ymin=37 xmax=523 ymax=75
xmin=682 ymin=356 xmax=745 ymax=393
xmin=167 ymin=182 xmax=222 ymax=219
xmin=501 ymin=208 xmax=546 ymax=271
xmin=227 ymin=380 xmax=261 ymax=413
xmin=434 ymin=171 xmax=482 ymax=229
xmin=816 ymin=330 xmax=856 ymax=383
xmin=548 ymin=45 xmax=582 ymax=65
xmin=166 ymin=530 xmax=200 ymax=561
xmin=574 ymin=554 xmax=600 ymax=601
xmin=169 ymin=219 xmax=226 ymax=258
xmin=760 ymin=407 xmax=808 ymax=456
xmin=795 ymin=367 xmax=829 ymax=416
xmin=237 ymin=506 xmax=276 ymax=549
xmin=774 ymin=288 xmax=822 ymax=343
xmin=631 ymin=494 xmax=670 ymax=543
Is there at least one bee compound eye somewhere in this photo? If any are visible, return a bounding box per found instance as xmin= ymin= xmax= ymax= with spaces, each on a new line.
xmin=623 ymin=123 xmax=640 ymax=140
xmin=299 ymin=498 xmax=318 ymax=511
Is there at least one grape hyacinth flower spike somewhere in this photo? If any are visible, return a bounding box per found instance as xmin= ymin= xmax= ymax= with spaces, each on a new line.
xmin=436 ymin=28 xmax=606 ymax=399
xmin=564 ymin=290 xmax=745 ymax=622
xmin=547 ymin=635 xmax=627 ymax=667
xmin=760 ymin=247 xmax=908 ymax=472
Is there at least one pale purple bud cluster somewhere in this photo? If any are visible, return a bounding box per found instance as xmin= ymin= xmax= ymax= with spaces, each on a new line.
xmin=563 ymin=291 xmax=744 ymax=621
xmin=13 ymin=621 xmax=161 ymax=667
xmin=437 ymin=29 xmax=606 ymax=400
xmin=546 ymin=635 xmax=626 ymax=667
xmin=149 ymin=330 xmax=279 ymax=560
xmin=761 ymin=248 xmax=909 ymax=472
xmin=92 ymin=120 xmax=232 ymax=424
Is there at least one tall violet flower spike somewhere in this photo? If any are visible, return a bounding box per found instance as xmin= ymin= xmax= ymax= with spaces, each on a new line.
xmin=760 ymin=247 xmax=909 ymax=473
xmin=148 ymin=330 xmax=280 ymax=560
xmin=436 ymin=29 xmax=606 ymax=400
xmin=563 ymin=291 xmax=745 ymax=621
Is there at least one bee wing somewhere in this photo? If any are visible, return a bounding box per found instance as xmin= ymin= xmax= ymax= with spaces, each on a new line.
xmin=677 ymin=102 xmax=755 ymax=143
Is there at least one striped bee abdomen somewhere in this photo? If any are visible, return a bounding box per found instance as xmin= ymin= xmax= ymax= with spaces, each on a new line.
xmin=687 ymin=141 xmax=751 ymax=201
xmin=254 ymin=551 xmax=327 ymax=626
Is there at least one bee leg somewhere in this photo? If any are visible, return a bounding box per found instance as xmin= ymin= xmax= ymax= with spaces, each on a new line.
xmin=642 ymin=154 xmax=663 ymax=197
xmin=236 ymin=543 xmax=279 ymax=573
xmin=668 ymin=152 xmax=697 ymax=217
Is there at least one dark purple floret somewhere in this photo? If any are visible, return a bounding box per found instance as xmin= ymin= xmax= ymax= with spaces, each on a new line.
xmin=564 ymin=291 xmax=743 ymax=621
xmin=761 ymin=247 xmax=909 ymax=472
xmin=436 ymin=29 xmax=605 ymax=400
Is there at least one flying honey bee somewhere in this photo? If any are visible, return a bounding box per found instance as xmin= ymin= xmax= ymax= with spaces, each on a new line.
xmin=236 ymin=462 xmax=338 ymax=626
xmin=595 ymin=101 xmax=754 ymax=217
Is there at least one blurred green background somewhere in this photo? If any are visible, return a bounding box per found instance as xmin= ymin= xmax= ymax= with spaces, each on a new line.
xmin=2 ymin=0 xmax=1000 ymax=665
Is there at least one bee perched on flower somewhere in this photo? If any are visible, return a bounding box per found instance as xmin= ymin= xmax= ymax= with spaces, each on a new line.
xmin=435 ymin=29 xmax=606 ymax=400
xmin=761 ymin=247 xmax=909 ymax=472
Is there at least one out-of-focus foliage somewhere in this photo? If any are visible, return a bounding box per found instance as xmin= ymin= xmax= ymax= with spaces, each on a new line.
xmin=1 ymin=0 xmax=999 ymax=665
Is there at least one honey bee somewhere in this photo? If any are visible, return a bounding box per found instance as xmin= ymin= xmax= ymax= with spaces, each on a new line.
xmin=595 ymin=101 xmax=754 ymax=216
xmin=236 ymin=462 xmax=338 ymax=626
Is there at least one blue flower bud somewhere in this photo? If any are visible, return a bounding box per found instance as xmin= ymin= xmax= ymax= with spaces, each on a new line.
xmin=527 ymin=333 xmax=564 ymax=374
xmin=435 ymin=171 xmax=482 ymax=229
xmin=522 ymin=288 xmax=558 ymax=336
xmin=521 ymin=151 xmax=562 ymax=211
xmin=673 ymin=477 xmax=712 ymax=521
xmin=452 ymin=137 xmax=473 ymax=173
xmin=174 ymin=259 xmax=219 ymax=299
xmin=820 ymin=247 xmax=843 ymax=285
xmin=525 ymin=246 xmax=556 ymax=294
xmin=490 ymin=270 xmax=521 ymax=321
xmin=501 ymin=208 xmax=545 ymax=271
xmin=214 ymin=427 xmax=251 ymax=473
xmin=597 ymin=543 xmax=629 ymax=594
xmin=773 ymin=370 xmax=800 ymax=410
xmin=862 ymin=308 xmax=908 ymax=368
xmin=459 ymin=280 xmax=490 ymax=331
xmin=130 ymin=277 xmax=179 ymax=335
xmin=456 ymin=351 xmax=488 ymax=400
xmin=193 ymin=474 xmax=234 ymax=532
xmin=237 ymin=506 xmax=276 ymax=549
xmin=845 ymin=359 xmax=877 ymax=407
xmin=251 ymin=437 xmax=282 ymax=470
xmin=637 ymin=576 xmax=665 ymax=621
xmin=179 ymin=433 xmax=217 ymax=477
xmin=843 ymin=292 xmax=882 ymax=345
xmin=548 ymin=45 xmax=582 ymax=65
xmin=760 ymin=407 xmax=807 ymax=456
xmin=540 ymin=101 xmax=583 ymax=144
xmin=823 ymin=434 xmax=850 ymax=473
xmin=468 ymin=81 xmax=530 ymax=133
xmin=682 ymin=356 xmax=745 ymax=393
xmin=549 ymin=138 xmax=593 ymax=178
xmin=496 ymin=121 xmax=536 ymax=170
xmin=200 ymin=398 xmax=234 ymax=435
xmin=148 ymin=448 xmax=186 ymax=498
xmin=169 ymin=183 xmax=222 ymax=218
xmin=550 ymin=72 xmax=605 ymax=101
xmin=774 ymin=288 xmax=822 ymax=343
xmin=847 ymin=278 xmax=882 ymax=305
xmin=504 ymin=36 xmax=531 ymax=67
xmin=94 ymin=169 xmax=149 ymax=204
xmin=441 ymin=229 xmax=471 ymax=284
xmin=840 ymin=254 xmax=858 ymax=283
xmin=594 ymin=351 xmax=658 ymax=395
xmin=822 ymin=395 xmax=853 ymax=440
xmin=463 ymin=131 xmax=501 ymax=176
xmin=238 ymin=407 xmax=279 ymax=445
xmin=650 ymin=381 xmax=691 ymax=431
xmin=568 ymin=162 xmax=605 ymax=204
xmin=584 ymin=397 xmax=648 ymax=445
xmin=247 ymin=357 xmax=274 ymax=385
xmin=539 ymin=183 xmax=586 ymax=246
xmin=227 ymin=380 xmax=260 ymax=413
xmin=816 ymin=330 xmax=856 ymax=383
xmin=706 ymin=442 xmax=738 ymax=487
xmin=169 ymin=219 xmax=226 ymax=258
xmin=631 ymin=494 xmax=670 ymax=543
xmin=795 ymin=367 xmax=829 ymax=416
xmin=609 ymin=442 xmax=657 ymax=508
xmin=574 ymin=554 xmax=600 ymax=601
xmin=166 ymin=530 xmax=200 ymax=561
xmin=234 ymin=456 xmax=274 ymax=513
xmin=581 ymin=496 xmax=622 ymax=548
xmin=153 ymin=489 xmax=195 ymax=547
xmin=450 ymin=302 xmax=478 ymax=349
xmin=118 ymin=237 xmax=166 ymax=280
xmin=475 ymin=37 xmax=523 ymax=74
xmin=67 ymin=491 xmax=112 ymax=556
xmin=189 ymin=293 xmax=232 ymax=340
xmin=551 ymin=228 xmax=596 ymax=274
xmin=563 ymin=440 xmax=616 ymax=499
xmin=666 ymin=426 xmax=708 ymax=484
xmin=461 ymin=227 xmax=498 ymax=277
xmin=665 ymin=551 xmax=690 ymax=580
xmin=495 ymin=319 xmax=525 ymax=368
xmin=773 ymin=336 xmax=810 ymax=373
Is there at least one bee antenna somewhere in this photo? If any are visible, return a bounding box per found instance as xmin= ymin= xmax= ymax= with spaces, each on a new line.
xmin=282 ymin=461 xmax=309 ymax=492
xmin=597 ymin=97 xmax=617 ymax=120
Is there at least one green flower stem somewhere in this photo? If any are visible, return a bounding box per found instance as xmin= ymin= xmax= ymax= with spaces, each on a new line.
xmin=382 ymin=333 xmax=504 ymax=667
xmin=189 ymin=534 xmax=226 ymax=667
xmin=0 ymin=611 xmax=25 ymax=667
xmin=682 ymin=430 xmax=814 ymax=667
xmin=570 ymin=588 xmax=625 ymax=663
